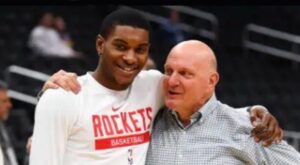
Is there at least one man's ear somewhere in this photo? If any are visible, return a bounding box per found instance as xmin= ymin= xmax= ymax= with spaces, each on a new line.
xmin=209 ymin=72 xmax=219 ymax=88
xmin=96 ymin=35 xmax=105 ymax=56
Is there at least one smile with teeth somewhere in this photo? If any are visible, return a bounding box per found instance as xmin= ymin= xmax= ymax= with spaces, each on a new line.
xmin=122 ymin=67 xmax=134 ymax=71
xmin=118 ymin=65 xmax=137 ymax=73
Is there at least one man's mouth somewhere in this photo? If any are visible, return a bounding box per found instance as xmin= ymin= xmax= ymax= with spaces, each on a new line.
xmin=117 ymin=65 xmax=138 ymax=74
xmin=168 ymin=90 xmax=181 ymax=95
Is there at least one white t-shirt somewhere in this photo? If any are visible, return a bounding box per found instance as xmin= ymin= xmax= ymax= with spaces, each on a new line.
xmin=30 ymin=70 xmax=164 ymax=165
xmin=28 ymin=26 xmax=75 ymax=58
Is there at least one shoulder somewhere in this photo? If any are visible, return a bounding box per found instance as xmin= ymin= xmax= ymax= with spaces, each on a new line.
xmin=137 ymin=69 xmax=163 ymax=79
xmin=217 ymin=102 xmax=252 ymax=131
xmin=77 ymin=74 xmax=89 ymax=87
xmin=37 ymin=75 xmax=87 ymax=110
xmin=35 ymin=86 xmax=83 ymax=127
xmin=220 ymin=103 xmax=250 ymax=122
xmin=38 ymin=88 xmax=78 ymax=110
xmin=132 ymin=70 xmax=163 ymax=91
xmin=132 ymin=70 xmax=165 ymax=110
xmin=135 ymin=70 xmax=163 ymax=83
xmin=30 ymin=26 xmax=44 ymax=36
xmin=215 ymin=103 xmax=256 ymax=150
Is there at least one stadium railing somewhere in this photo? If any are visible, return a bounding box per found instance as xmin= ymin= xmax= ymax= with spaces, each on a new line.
xmin=284 ymin=130 xmax=300 ymax=151
xmin=120 ymin=6 xmax=218 ymax=45
xmin=163 ymin=6 xmax=218 ymax=44
xmin=4 ymin=65 xmax=49 ymax=105
xmin=242 ymin=23 xmax=300 ymax=63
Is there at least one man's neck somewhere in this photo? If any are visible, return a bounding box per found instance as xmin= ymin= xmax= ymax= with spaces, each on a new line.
xmin=178 ymin=113 xmax=192 ymax=127
xmin=93 ymin=66 xmax=129 ymax=91
xmin=175 ymin=107 xmax=200 ymax=127
xmin=175 ymin=94 xmax=213 ymax=127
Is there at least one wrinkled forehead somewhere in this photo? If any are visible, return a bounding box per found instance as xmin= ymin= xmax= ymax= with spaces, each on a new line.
xmin=165 ymin=52 xmax=196 ymax=70
xmin=165 ymin=48 xmax=212 ymax=71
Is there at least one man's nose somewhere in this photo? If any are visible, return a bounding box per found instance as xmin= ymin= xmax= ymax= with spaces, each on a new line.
xmin=123 ymin=50 xmax=137 ymax=65
xmin=167 ymin=73 xmax=180 ymax=87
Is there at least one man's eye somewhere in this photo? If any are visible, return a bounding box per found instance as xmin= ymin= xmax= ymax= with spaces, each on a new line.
xmin=115 ymin=45 xmax=126 ymax=51
xmin=165 ymin=69 xmax=172 ymax=76
xmin=136 ymin=47 xmax=147 ymax=54
xmin=180 ymin=71 xmax=193 ymax=78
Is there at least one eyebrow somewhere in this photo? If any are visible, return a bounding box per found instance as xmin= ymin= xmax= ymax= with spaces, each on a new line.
xmin=112 ymin=39 xmax=128 ymax=44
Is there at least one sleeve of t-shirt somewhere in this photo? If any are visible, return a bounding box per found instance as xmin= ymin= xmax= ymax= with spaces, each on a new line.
xmin=145 ymin=69 xmax=164 ymax=113
xmin=29 ymin=89 xmax=78 ymax=165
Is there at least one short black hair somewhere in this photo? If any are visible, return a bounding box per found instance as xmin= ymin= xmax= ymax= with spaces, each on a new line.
xmin=99 ymin=8 xmax=152 ymax=39
xmin=0 ymin=81 xmax=8 ymax=91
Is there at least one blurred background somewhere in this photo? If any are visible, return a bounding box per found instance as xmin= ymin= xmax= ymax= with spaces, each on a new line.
xmin=0 ymin=5 xmax=300 ymax=164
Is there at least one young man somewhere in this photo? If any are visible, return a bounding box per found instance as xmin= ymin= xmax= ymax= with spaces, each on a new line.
xmin=30 ymin=8 xmax=163 ymax=165
xmin=146 ymin=40 xmax=300 ymax=164
xmin=30 ymin=8 xmax=282 ymax=165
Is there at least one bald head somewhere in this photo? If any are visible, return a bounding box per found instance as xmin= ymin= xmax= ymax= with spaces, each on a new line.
xmin=163 ymin=40 xmax=219 ymax=116
xmin=168 ymin=40 xmax=217 ymax=72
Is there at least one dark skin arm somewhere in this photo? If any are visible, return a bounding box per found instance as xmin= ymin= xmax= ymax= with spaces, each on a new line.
xmin=42 ymin=70 xmax=81 ymax=93
xmin=41 ymin=70 xmax=284 ymax=147
xmin=249 ymin=105 xmax=283 ymax=146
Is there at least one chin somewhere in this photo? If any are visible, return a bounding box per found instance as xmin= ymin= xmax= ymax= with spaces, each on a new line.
xmin=165 ymin=100 xmax=177 ymax=109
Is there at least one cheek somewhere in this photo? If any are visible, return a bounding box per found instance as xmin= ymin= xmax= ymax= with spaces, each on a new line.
xmin=102 ymin=50 xmax=119 ymax=68
xmin=188 ymin=82 xmax=210 ymax=103
xmin=183 ymin=81 xmax=203 ymax=99
xmin=162 ymin=78 xmax=169 ymax=95
xmin=137 ymin=56 xmax=148 ymax=67
xmin=184 ymin=88 xmax=198 ymax=102
xmin=0 ymin=109 xmax=5 ymax=116
xmin=101 ymin=58 xmax=113 ymax=74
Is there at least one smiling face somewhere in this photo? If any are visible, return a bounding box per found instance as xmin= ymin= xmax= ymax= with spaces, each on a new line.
xmin=96 ymin=25 xmax=150 ymax=90
xmin=163 ymin=40 xmax=219 ymax=114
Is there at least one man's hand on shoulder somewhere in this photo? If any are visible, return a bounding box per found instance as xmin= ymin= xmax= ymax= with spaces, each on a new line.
xmin=249 ymin=105 xmax=284 ymax=147
xmin=42 ymin=69 xmax=81 ymax=94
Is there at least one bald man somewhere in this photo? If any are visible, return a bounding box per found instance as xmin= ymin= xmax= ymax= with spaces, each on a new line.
xmin=0 ymin=82 xmax=18 ymax=165
xmin=146 ymin=40 xmax=300 ymax=165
